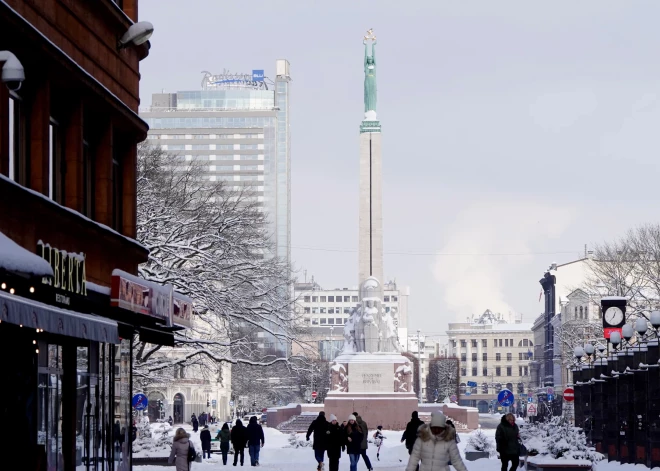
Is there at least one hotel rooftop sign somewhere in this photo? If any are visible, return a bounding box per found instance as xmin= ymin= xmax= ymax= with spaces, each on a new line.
xmin=201 ymin=69 xmax=270 ymax=90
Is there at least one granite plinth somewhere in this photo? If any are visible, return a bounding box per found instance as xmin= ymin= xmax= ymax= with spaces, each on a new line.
xmin=324 ymin=391 xmax=419 ymax=430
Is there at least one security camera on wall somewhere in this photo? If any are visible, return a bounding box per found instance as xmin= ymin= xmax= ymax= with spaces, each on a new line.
xmin=0 ymin=51 xmax=24 ymax=91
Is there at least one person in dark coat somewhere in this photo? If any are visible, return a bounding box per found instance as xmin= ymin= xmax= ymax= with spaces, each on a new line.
xmin=246 ymin=416 xmax=265 ymax=466
xmin=495 ymin=413 xmax=521 ymax=471
xmin=345 ymin=415 xmax=364 ymax=471
xmin=191 ymin=414 xmax=199 ymax=433
xmin=306 ymin=411 xmax=329 ymax=470
xmin=401 ymin=411 xmax=424 ymax=454
xmin=326 ymin=414 xmax=345 ymax=471
xmin=353 ymin=412 xmax=372 ymax=471
xmin=167 ymin=416 xmax=174 ymax=426
xmin=231 ymin=419 xmax=248 ymax=466
xmin=200 ymin=425 xmax=212 ymax=459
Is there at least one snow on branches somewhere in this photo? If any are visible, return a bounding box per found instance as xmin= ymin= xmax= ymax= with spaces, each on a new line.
xmin=134 ymin=144 xmax=312 ymax=387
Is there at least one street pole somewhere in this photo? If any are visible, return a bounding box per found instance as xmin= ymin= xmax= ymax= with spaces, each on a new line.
xmin=417 ymin=329 xmax=422 ymax=403
xmin=330 ymin=326 xmax=334 ymax=360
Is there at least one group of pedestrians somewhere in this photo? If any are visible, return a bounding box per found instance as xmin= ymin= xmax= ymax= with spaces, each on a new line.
xmin=306 ymin=411 xmax=378 ymax=471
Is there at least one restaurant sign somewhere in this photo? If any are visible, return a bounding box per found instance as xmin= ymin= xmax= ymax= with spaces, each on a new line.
xmin=173 ymin=293 xmax=193 ymax=329
xmin=37 ymin=240 xmax=87 ymax=305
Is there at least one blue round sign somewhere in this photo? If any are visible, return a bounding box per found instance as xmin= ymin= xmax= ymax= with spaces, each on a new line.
xmin=497 ymin=389 xmax=515 ymax=407
xmin=132 ymin=393 xmax=149 ymax=411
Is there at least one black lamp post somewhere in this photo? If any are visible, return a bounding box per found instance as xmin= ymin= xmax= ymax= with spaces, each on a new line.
xmin=647 ymin=311 xmax=660 ymax=468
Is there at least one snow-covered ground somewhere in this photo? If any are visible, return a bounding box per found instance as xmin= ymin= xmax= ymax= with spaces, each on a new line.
xmin=133 ymin=426 xmax=631 ymax=471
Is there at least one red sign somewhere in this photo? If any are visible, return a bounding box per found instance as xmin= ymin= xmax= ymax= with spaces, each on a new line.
xmin=173 ymin=294 xmax=193 ymax=329
xmin=604 ymin=327 xmax=623 ymax=340
xmin=311 ymin=391 xmax=318 ymax=399
xmin=563 ymin=388 xmax=575 ymax=402
xmin=111 ymin=269 xmax=172 ymax=326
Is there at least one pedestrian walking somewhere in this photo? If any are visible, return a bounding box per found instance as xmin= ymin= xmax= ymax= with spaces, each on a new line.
xmin=191 ymin=414 xmax=199 ymax=433
xmin=345 ymin=415 xmax=364 ymax=471
xmin=495 ymin=413 xmax=521 ymax=471
xmin=168 ymin=416 xmax=174 ymax=426
xmin=200 ymin=425 xmax=212 ymax=459
xmin=326 ymin=414 xmax=345 ymax=471
xmin=246 ymin=416 xmax=265 ymax=466
xmin=306 ymin=411 xmax=329 ymax=471
xmin=372 ymin=426 xmax=384 ymax=461
xmin=217 ymin=423 xmax=232 ymax=465
xmin=401 ymin=411 xmax=424 ymax=455
xmin=231 ymin=419 xmax=248 ymax=466
xmin=168 ymin=427 xmax=195 ymax=471
xmin=405 ymin=412 xmax=467 ymax=471
xmin=353 ymin=412 xmax=373 ymax=471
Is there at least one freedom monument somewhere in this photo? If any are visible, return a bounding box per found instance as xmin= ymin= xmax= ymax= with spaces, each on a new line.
xmin=324 ymin=30 xmax=419 ymax=429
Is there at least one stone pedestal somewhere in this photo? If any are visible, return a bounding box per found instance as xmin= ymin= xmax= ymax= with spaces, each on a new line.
xmin=326 ymin=352 xmax=418 ymax=429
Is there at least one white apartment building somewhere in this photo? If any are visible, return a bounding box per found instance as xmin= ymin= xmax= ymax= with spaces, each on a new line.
xmin=446 ymin=310 xmax=534 ymax=413
xmin=294 ymin=277 xmax=410 ymax=352
xmin=407 ymin=334 xmax=440 ymax=400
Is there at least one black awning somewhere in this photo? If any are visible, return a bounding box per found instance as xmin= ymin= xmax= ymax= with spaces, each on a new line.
xmin=0 ymin=290 xmax=119 ymax=344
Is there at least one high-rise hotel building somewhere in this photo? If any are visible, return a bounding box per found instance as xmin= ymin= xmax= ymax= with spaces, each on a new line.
xmin=140 ymin=60 xmax=292 ymax=266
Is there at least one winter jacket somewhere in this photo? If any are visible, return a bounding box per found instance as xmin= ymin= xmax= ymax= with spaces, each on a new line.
xmin=326 ymin=422 xmax=345 ymax=458
xmin=356 ymin=416 xmax=368 ymax=450
xmin=495 ymin=416 xmax=520 ymax=456
xmin=402 ymin=417 xmax=424 ymax=450
xmin=200 ymin=429 xmax=212 ymax=450
xmin=246 ymin=417 xmax=265 ymax=447
xmin=169 ymin=436 xmax=192 ymax=471
xmin=306 ymin=414 xmax=329 ymax=451
xmin=405 ymin=424 xmax=467 ymax=471
xmin=345 ymin=427 xmax=364 ymax=455
xmin=217 ymin=429 xmax=231 ymax=443
xmin=231 ymin=421 xmax=248 ymax=449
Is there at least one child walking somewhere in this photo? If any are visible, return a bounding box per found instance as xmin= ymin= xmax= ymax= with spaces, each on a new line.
xmin=373 ymin=426 xmax=384 ymax=460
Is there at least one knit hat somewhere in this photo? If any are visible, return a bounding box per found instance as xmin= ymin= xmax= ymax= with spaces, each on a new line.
xmin=348 ymin=414 xmax=357 ymax=422
xmin=329 ymin=414 xmax=338 ymax=422
xmin=430 ymin=411 xmax=447 ymax=428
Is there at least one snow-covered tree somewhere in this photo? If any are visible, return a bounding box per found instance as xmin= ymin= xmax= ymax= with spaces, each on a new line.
xmin=466 ymin=428 xmax=494 ymax=453
xmin=134 ymin=144 xmax=313 ymax=388
xmin=426 ymin=357 xmax=459 ymax=402
xmin=520 ymin=416 xmax=603 ymax=462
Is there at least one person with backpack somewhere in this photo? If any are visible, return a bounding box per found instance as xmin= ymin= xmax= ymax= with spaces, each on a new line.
xmin=200 ymin=425 xmax=212 ymax=459
xmin=217 ymin=423 xmax=232 ymax=465
xmin=169 ymin=427 xmax=196 ymax=471
xmin=372 ymin=426 xmax=384 ymax=461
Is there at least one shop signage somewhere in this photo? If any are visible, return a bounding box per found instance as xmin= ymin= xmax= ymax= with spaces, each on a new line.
xmin=173 ymin=293 xmax=193 ymax=329
xmin=111 ymin=269 xmax=172 ymax=326
xmin=252 ymin=69 xmax=264 ymax=82
xmin=37 ymin=241 xmax=88 ymax=305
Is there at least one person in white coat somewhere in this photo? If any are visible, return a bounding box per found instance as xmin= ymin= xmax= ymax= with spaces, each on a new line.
xmin=405 ymin=412 xmax=468 ymax=471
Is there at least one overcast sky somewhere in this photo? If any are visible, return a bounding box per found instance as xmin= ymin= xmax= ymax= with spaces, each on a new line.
xmin=139 ymin=0 xmax=660 ymax=341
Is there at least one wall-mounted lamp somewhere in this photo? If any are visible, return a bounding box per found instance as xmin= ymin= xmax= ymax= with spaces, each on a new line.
xmin=118 ymin=22 xmax=154 ymax=50
xmin=0 ymin=51 xmax=24 ymax=91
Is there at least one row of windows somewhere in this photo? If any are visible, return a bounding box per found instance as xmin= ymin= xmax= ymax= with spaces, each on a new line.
xmin=147 ymin=133 xmax=261 ymax=140
xmin=455 ymin=338 xmax=533 ymax=348
xmin=303 ymin=306 xmax=397 ymax=314
xmin=162 ymin=144 xmax=261 ymax=151
xmin=460 ymin=352 xmax=533 ymax=362
xmin=302 ymin=294 xmax=399 ymax=303
xmin=459 ymin=382 xmax=528 ymax=394
xmin=460 ymin=366 xmax=529 ymax=377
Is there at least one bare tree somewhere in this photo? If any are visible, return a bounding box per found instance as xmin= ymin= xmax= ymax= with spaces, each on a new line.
xmin=134 ymin=144 xmax=312 ymax=388
xmin=426 ymin=357 xmax=459 ymax=402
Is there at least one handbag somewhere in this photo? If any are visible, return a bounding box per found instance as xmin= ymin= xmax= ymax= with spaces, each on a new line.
xmin=187 ymin=442 xmax=197 ymax=462
xmin=519 ymin=443 xmax=528 ymax=457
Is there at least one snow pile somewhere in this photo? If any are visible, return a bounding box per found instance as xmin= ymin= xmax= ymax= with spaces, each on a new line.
xmin=0 ymin=231 xmax=53 ymax=276
xmin=133 ymin=420 xmax=175 ymax=457
xmin=465 ymin=428 xmax=494 ymax=453
xmin=520 ymin=417 xmax=603 ymax=462
xmin=284 ymin=432 xmax=313 ymax=448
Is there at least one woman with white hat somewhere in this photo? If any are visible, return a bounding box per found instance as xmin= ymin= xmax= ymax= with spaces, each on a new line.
xmin=326 ymin=414 xmax=345 ymax=471
xmin=405 ymin=412 xmax=467 ymax=471
xmin=345 ymin=415 xmax=364 ymax=471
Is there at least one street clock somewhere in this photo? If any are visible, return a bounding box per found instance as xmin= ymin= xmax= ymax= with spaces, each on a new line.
xmin=600 ymin=297 xmax=627 ymax=341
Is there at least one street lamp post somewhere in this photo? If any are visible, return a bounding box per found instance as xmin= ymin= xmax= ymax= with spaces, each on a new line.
xmin=417 ymin=329 xmax=422 ymax=403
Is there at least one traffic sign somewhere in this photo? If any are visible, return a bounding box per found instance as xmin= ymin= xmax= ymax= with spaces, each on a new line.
xmin=547 ymin=394 xmax=555 ymax=402
xmin=547 ymin=387 xmax=554 ymax=395
xmin=465 ymin=391 xmax=471 ymax=396
xmin=212 ymin=399 xmax=217 ymax=407
xmin=527 ymin=403 xmax=537 ymax=417
xmin=467 ymin=381 xmax=478 ymax=387
xmin=132 ymin=393 xmax=148 ymax=411
xmin=229 ymin=400 xmax=234 ymax=407
xmin=498 ymin=389 xmax=514 ymax=407
xmin=528 ymin=392 xmax=533 ymax=398
xmin=528 ymin=397 xmax=533 ymax=403
xmin=563 ymin=388 xmax=575 ymax=402
xmin=311 ymin=391 xmax=318 ymax=400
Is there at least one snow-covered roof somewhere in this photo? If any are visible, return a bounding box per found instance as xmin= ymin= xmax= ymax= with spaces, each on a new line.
xmin=0 ymin=230 xmax=53 ymax=277
xmin=491 ymin=323 xmax=533 ymax=332
xmin=87 ymin=281 xmax=111 ymax=296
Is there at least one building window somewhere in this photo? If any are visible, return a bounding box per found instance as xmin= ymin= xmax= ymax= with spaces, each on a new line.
xmin=352 ymin=296 xmax=358 ymax=302
xmin=112 ymin=148 xmax=123 ymax=231
xmin=499 ymin=339 xmax=503 ymax=347
xmin=49 ymin=119 xmax=65 ymax=203
xmin=472 ymin=367 xmax=478 ymax=377
xmin=311 ymin=318 xmax=318 ymax=325
xmin=482 ymin=339 xmax=487 ymax=347
xmin=471 ymin=353 xmax=477 ymax=362
xmin=495 ymin=367 xmax=501 ymax=376
xmin=507 ymin=367 xmax=512 ymax=376
xmin=344 ymin=296 xmax=350 ymax=302
xmin=82 ymin=139 xmax=95 ymax=218
xmin=383 ymin=296 xmax=390 ymax=302
xmin=320 ymin=296 xmax=326 ymax=302
xmin=460 ymin=353 xmax=466 ymax=361
xmin=482 ymin=353 xmax=487 ymax=361
xmin=460 ymin=369 xmax=466 ymax=377
xmin=482 ymin=367 xmax=487 ymax=377
xmin=496 ymin=353 xmax=501 ymax=361
xmin=312 ymin=296 xmax=318 ymax=302
xmin=392 ymin=296 xmax=398 ymax=301
xmin=303 ymin=307 xmax=310 ymax=314
xmin=519 ymin=366 xmax=523 ymax=376
xmin=328 ymin=318 xmax=334 ymax=325
xmin=328 ymin=296 xmax=334 ymax=302
xmin=320 ymin=318 xmax=327 ymax=325
xmin=8 ymin=93 xmax=27 ymax=185
xmin=471 ymin=340 xmax=478 ymax=348
xmin=460 ymin=340 xmax=466 ymax=347
xmin=320 ymin=308 xmax=326 ymax=314
xmin=482 ymin=382 xmax=488 ymax=393
xmin=493 ymin=339 xmax=497 ymax=347
xmin=505 ymin=339 xmax=509 ymax=347
xmin=304 ymin=296 xmax=310 ymax=303
xmin=335 ymin=318 xmax=342 ymax=324
xmin=507 ymin=353 xmax=512 ymax=361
